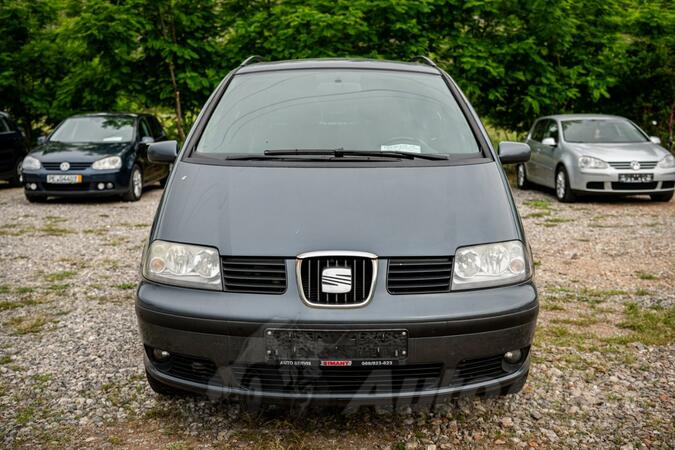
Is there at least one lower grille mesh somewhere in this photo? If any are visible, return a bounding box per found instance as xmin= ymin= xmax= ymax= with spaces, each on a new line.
xmin=388 ymin=257 xmax=453 ymax=294
xmin=222 ymin=257 xmax=287 ymax=294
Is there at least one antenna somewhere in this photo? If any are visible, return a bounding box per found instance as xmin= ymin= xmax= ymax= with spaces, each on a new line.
xmin=240 ymin=55 xmax=264 ymax=67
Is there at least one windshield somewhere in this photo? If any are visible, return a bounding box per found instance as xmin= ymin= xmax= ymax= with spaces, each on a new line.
xmin=50 ymin=117 xmax=135 ymax=143
xmin=561 ymin=119 xmax=648 ymax=144
xmin=195 ymin=69 xmax=480 ymax=156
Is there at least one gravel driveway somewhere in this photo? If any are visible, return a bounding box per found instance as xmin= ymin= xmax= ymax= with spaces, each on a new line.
xmin=0 ymin=183 xmax=673 ymax=449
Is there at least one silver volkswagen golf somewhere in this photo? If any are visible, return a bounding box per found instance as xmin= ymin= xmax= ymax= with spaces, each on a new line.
xmin=519 ymin=114 xmax=675 ymax=202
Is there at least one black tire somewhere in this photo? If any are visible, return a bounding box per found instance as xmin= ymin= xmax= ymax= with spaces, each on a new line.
xmin=123 ymin=164 xmax=143 ymax=202
xmin=555 ymin=166 xmax=576 ymax=202
xmin=8 ymin=159 xmax=23 ymax=187
xmin=516 ymin=164 xmax=531 ymax=190
xmin=145 ymin=370 xmax=190 ymax=397
xmin=650 ymin=191 xmax=673 ymax=202
xmin=25 ymin=193 xmax=46 ymax=203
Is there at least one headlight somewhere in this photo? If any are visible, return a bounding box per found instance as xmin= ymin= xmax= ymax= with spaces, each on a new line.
xmin=657 ymin=154 xmax=675 ymax=168
xmin=142 ymin=240 xmax=222 ymax=290
xmin=92 ymin=156 xmax=122 ymax=170
xmin=578 ymin=156 xmax=608 ymax=169
xmin=22 ymin=156 xmax=41 ymax=170
xmin=452 ymin=240 xmax=532 ymax=290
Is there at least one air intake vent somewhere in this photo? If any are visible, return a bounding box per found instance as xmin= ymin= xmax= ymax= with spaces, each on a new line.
xmin=222 ymin=257 xmax=287 ymax=294
xmin=43 ymin=162 xmax=91 ymax=171
xmin=387 ymin=257 xmax=453 ymax=294
xmin=297 ymin=252 xmax=376 ymax=307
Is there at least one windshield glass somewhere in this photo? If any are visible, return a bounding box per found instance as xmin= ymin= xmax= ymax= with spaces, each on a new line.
xmin=195 ymin=69 xmax=480 ymax=156
xmin=50 ymin=117 xmax=135 ymax=143
xmin=561 ymin=119 xmax=647 ymax=144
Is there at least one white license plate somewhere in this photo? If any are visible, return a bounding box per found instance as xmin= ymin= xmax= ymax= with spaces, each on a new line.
xmin=619 ymin=173 xmax=652 ymax=183
xmin=46 ymin=174 xmax=82 ymax=184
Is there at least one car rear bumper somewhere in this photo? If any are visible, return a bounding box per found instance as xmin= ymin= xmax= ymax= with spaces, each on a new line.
xmin=136 ymin=281 xmax=538 ymax=404
xmin=569 ymin=166 xmax=675 ymax=193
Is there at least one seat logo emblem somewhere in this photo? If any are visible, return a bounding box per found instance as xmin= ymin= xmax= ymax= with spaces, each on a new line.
xmin=321 ymin=267 xmax=352 ymax=294
xmin=630 ymin=160 xmax=640 ymax=171
xmin=60 ymin=162 xmax=70 ymax=171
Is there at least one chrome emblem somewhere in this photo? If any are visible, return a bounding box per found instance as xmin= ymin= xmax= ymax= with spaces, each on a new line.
xmin=630 ymin=160 xmax=641 ymax=171
xmin=321 ymin=267 xmax=352 ymax=294
xmin=59 ymin=162 xmax=70 ymax=171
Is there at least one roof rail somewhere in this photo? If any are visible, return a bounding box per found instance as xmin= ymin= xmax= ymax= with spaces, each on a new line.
xmin=411 ymin=56 xmax=438 ymax=68
xmin=240 ymin=55 xmax=264 ymax=67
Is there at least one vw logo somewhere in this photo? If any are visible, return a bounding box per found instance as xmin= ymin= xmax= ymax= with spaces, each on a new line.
xmin=630 ymin=160 xmax=641 ymax=171
xmin=59 ymin=162 xmax=70 ymax=171
xmin=321 ymin=267 xmax=352 ymax=294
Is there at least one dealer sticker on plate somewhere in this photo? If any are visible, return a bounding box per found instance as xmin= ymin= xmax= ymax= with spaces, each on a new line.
xmin=46 ymin=174 xmax=82 ymax=184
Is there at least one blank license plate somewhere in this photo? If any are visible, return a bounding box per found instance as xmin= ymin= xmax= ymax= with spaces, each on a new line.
xmin=619 ymin=173 xmax=652 ymax=183
xmin=46 ymin=174 xmax=82 ymax=184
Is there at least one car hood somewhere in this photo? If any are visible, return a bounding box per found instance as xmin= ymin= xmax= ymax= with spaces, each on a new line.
xmin=154 ymin=161 xmax=521 ymax=257
xmin=565 ymin=142 xmax=669 ymax=161
xmin=29 ymin=141 xmax=130 ymax=162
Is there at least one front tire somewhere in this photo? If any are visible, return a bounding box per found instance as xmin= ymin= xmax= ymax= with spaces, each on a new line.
xmin=25 ymin=193 xmax=46 ymax=203
xmin=555 ymin=166 xmax=576 ymax=202
xmin=8 ymin=159 xmax=23 ymax=187
xmin=123 ymin=165 xmax=143 ymax=202
xmin=516 ymin=164 xmax=531 ymax=189
xmin=650 ymin=191 xmax=673 ymax=202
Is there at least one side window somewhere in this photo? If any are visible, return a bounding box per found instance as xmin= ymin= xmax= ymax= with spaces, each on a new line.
xmin=543 ymin=120 xmax=559 ymax=142
xmin=530 ymin=120 xmax=545 ymax=142
xmin=139 ymin=118 xmax=152 ymax=138
xmin=0 ymin=117 xmax=9 ymax=133
xmin=149 ymin=117 xmax=165 ymax=139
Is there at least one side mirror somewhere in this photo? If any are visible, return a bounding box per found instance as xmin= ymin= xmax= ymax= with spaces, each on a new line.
xmin=498 ymin=141 xmax=531 ymax=164
xmin=37 ymin=135 xmax=47 ymax=145
xmin=541 ymin=137 xmax=556 ymax=147
xmin=649 ymin=136 xmax=661 ymax=145
xmin=140 ymin=136 xmax=155 ymax=146
xmin=148 ymin=140 xmax=178 ymax=164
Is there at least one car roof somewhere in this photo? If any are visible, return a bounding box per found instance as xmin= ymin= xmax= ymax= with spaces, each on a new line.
xmin=539 ymin=114 xmax=630 ymax=122
xmin=70 ymin=112 xmax=144 ymax=119
xmin=236 ymin=58 xmax=440 ymax=75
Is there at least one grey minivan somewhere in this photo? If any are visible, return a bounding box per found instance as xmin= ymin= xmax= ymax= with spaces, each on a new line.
xmin=136 ymin=57 xmax=538 ymax=405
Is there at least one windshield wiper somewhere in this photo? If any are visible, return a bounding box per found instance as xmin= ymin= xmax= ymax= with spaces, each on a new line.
xmin=263 ymin=149 xmax=449 ymax=160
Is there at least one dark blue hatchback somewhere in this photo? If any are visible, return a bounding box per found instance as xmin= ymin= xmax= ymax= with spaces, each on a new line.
xmin=21 ymin=113 xmax=170 ymax=202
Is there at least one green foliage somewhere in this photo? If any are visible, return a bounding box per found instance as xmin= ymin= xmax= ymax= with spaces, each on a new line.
xmin=0 ymin=0 xmax=673 ymax=143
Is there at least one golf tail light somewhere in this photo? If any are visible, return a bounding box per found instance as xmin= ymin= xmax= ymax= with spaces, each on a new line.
xmin=452 ymin=240 xmax=531 ymax=290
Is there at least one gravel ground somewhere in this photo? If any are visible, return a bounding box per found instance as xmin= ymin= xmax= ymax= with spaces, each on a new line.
xmin=0 ymin=182 xmax=673 ymax=449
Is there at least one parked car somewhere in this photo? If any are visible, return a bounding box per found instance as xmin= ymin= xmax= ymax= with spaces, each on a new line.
xmin=0 ymin=111 xmax=28 ymax=186
xmin=21 ymin=112 xmax=170 ymax=202
xmin=519 ymin=114 xmax=675 ymax=202
xmin=136 ymin=57 xmax=537 ymax=405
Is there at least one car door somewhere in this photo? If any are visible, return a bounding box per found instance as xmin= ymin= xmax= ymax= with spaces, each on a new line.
xmin=0 ymin=116 xmax=20 ymax=175
xmin=539 ymin=120 xmax=560 ymax=187
xmin=137 ymin=117 xmax=157 ymax=182
xmin=525 ymin=119 xmax=546 ymax=183
xmin=147 ymin=116 xmax=171 ymax=180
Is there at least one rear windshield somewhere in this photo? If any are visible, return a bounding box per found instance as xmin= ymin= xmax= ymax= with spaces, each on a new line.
xmin=51 ymin=117 xmax=135 ymax=143
xmin=195 ymin=69 xmax=480 ymax=156
xmin=561 ymin=119 xmax=647 ymax=144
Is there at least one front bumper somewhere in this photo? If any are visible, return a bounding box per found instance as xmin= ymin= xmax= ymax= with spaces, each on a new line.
xmin=22 ymin=168 xmax=130 ymax=197
xmin=136 ymin=280 xmax=538 ymax=404
xmin=569 ymin=165 xmax=675 ymax=194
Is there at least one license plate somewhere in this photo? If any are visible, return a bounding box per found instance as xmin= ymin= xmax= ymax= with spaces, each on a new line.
xmin=265 ymin=329 xmax=408 ymax=365
xmin=619 ymin=173 xmax=652 ymax=183
xmin=46 ymin=174 xmax=82 ymax=184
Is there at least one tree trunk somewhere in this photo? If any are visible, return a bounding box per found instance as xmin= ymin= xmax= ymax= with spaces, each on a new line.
xmin=158 ymin=5 xmax=185 ymax=142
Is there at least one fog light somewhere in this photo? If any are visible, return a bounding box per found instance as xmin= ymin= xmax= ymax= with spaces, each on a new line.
xmin=106 ymin=182 xmax=113 ymax=189
xmin=152 ymin=348 xmax=171 ymax=362
xmin=28 ymin=183 xmax=37 ymax=190
xmin=97 ymin=182 xmax=105 ymax=190
xmin=503 ymin=349 xmax=522 ymax=364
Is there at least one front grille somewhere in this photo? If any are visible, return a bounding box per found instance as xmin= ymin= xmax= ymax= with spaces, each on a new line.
xmin=387 ymin=257 xmax=453 ymax=294
xmin=298 ymin=254 xmax=375 ymax=306
xmin=222 ymin=257 xmax=287 ymax=294
xmin=662 ymin=181 xmax=674 ymax=189
xmin=608 ymin=161 xmax=657 ymax=170
xmin=157 ymin=353 xmax=218 ymax=384
xmin=233 ymin=363 xmax=443 ymax=394
xmin=41 ymin=183 xmax=91 ymax=191
xmin=611 ymin=182 xmax=658 ymax=190
xmin=449 ymin=351 xmax=526 ymax=386
xmin=42 ymin=162 xmax=91 ymax=171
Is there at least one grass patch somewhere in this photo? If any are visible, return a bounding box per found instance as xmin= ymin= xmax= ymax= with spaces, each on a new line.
xmin=0 ymin=355 xmax=12 ymax=365
xmin=634 ymin=288 xmax=651 ymax=296
xmin=115 ymin=283 xmax=136 ymax=290
xmin=524 ymin=199 xmax=552 ymax=209
xmin=635 ymin=271 xmax=658 ymax=280
xmin=45 ymin=270 xmax=77 ymax=282
xmin=15 ymin=287 xmax=35 ymax=294
xmin=0 ymin=301 xmax=22 ymax=311
xmin=38 ymin=223 xmax=72 ymax=236
xmin=6 ymin=314 xmax=52 ymax=335
xmin=524 ymin=211 xmax=550 ymax=219
xmin=15 ymin=406 xmax=35 ymax=426
xmin=612 ymin=303 xmax=674 ymax=346
xmin=0 ymin=285 xmax=10 ymax=294
xmin=544 ymin=217 xmax=572 ymax=224
xmin=83 ymin=228 xmax=107 ymax=235
xmin=47 ymin=283 xmax=70 ymax=293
